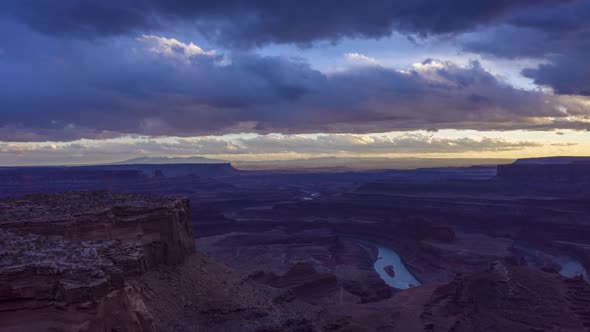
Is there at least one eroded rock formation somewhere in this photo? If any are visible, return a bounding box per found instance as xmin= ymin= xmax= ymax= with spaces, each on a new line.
xmin=421 ymin=261 xmax=590 ymax=331
xmin=0 ymin=191 xmax=192 ymax=332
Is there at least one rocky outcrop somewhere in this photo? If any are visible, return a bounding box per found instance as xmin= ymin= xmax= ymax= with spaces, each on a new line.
xmin=421 ymin=262 xmax=590 ymax=331
xmin=0 ymin=230 xmax=155 ymax=332
xmin=383 ymin=265 xmax=395 ymax=278
xmin=0 ymin=191 xmax=194 ymax=267
xmin=0 ymin=191 xmax=193 ymax=332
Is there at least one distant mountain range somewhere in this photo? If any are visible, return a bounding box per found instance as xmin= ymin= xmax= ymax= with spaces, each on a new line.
xmin=112 ymin=156 xmax=519 ymax=170
xmin=113 ymin=156 xmax=228 ymax=164
xmin=235 ymin=157 xmax=516 ymax=170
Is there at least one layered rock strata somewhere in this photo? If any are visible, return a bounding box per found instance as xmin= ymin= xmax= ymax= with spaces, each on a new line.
xmin=0 ymin=191 xmax=193 ymax=332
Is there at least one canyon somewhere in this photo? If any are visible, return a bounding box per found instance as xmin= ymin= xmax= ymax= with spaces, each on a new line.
xmin=1 ymin=157 xmax=590 ymax=331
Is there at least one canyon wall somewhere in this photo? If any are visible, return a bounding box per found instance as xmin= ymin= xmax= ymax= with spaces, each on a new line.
xmin=0 ymin=191 xmax=194 ymax=332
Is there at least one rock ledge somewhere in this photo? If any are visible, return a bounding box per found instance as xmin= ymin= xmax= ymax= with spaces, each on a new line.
xmin=0 ymin=191 xmax=194 ymax=332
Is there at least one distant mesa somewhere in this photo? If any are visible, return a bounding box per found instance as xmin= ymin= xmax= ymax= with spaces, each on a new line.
xmin=113 ymin=156 xmax=228 ymax=165
xmin=498 ymin=156 xmax=590 ymax=181
xmin=106 ymin=156 xmax=238 ymax=177
xmin=513 ymin=156 xmax=590 ymax=165
xmin=101 ymin=162 xmax=239 ymax=177
xmin=237 ymin=157 xmax=514 ymax=170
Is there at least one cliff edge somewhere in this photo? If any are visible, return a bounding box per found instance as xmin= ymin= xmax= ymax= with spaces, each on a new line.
xmin=0 ymin=191 xmax=194 ymax=331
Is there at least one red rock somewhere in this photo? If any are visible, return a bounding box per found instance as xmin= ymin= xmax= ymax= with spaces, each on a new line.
xmin=0 ymin=191 xmax=194 ymax=332
xmin=421 ymin=261 xmax=590 ymax=331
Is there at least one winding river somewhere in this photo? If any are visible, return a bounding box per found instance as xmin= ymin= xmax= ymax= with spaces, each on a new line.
xmin=373 ymin=244 xmax=421 ymax=289
xmin=372 ymin=243 xmax=588 ymax=290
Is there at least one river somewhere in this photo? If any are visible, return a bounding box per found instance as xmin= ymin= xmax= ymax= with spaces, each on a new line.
xmin=515 ymin=245 xmax=588 ymax=280
xmin=373 ymin=244 xmax=421 ymax=289
xmin=554 ymin=256 xmax=588 ymax=279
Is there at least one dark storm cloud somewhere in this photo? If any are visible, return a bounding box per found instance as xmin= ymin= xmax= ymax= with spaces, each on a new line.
xmin=1 ymin=1 xmax=589 ymax=143
xmin=0 ymin=26 xmax=586 ymax=142
xmin=2 ymin=1 xmax=587 ymax=99
xmin=461 ymin=0 xmax=590 ymax=95
xmin=462 ymin=1 xmax=590 ymax=58
xmin=2 ymin=0 xmax=560 ymax=46
xmin=522 ymin=55 xmax=590 ymax=96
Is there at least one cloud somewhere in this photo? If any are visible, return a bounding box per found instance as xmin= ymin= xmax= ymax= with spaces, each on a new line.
xmin=227 ymin=133 xmax=544 ymax=154
xmin=1 ymin=1 xmax=561 ymax=47
xmin=344 ymin=53 xmax=379 ymax=65
xmin=460 ymin=1 xmax=590 ymax=95
xmin=0 ymin=133 xmax=548 ymax=166
xmin=550 ymin=142 xmax=578 ymax=146
xmin=0 ymin=26 xmax=588 ymax=142
xmin=522 ymin=55 xmax=590 ymax=96
xmin=139 ymin=35 xmax=218 ymax=63
xmin=2 ymin=1 xmax=588 ymax=103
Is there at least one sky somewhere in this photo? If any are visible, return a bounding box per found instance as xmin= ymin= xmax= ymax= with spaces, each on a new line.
xmin=0 ymin=1 xmax=589 ymax=165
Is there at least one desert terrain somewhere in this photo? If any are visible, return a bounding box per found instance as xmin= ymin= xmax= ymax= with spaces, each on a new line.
xmin=1 ymin=157 xmax=590 ymax=331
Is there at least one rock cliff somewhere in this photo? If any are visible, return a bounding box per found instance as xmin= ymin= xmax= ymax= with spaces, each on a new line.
xmin=0 ymin=191 xmax=193 ymax=332
xmin=0 ymin=191 xmax=327 ymax=332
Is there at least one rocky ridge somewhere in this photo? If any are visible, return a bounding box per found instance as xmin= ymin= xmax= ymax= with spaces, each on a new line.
xmin=421 ymin=261 xmax=590 ymax=331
